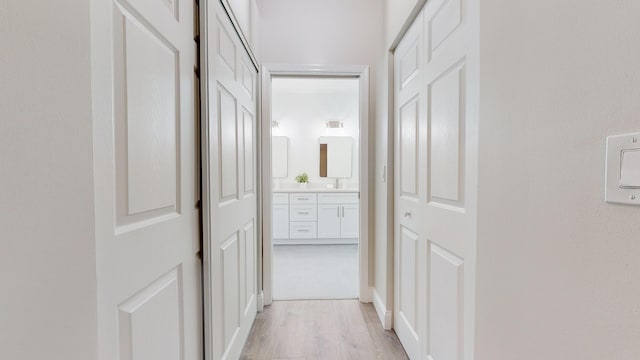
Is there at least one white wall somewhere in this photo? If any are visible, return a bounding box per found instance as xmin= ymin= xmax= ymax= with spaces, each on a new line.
xmin=384 ymin=0 xmax=423 ymax=48
xmin=258 ymin=0 xmax=384 ymax=286
xmin=0 ymin=0 xmax=97 ymax=359
xmin=258 ymin=0 xmax=383 ymax=67
xmin=272 ymin=78 xmax=360 ymax=187
xmin=475 ymin=0 xmax=640 ymax=358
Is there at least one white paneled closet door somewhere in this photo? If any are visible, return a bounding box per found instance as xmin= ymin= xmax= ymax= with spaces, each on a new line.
xmin=394 ymin=11 xmax=426 ymax=360
xmin=394 ymin=0 xmax=479 ymax=358
xmin=91 ymin=0 xmax=202 ymax=358
xmin=202 ymin=1 xmax=259 ymax=359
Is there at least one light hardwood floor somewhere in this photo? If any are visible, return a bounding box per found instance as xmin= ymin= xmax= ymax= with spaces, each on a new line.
xmin=240 ymin=300 xmax=409 ymax=360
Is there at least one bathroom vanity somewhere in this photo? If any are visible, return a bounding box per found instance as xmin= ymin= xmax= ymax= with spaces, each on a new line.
xmin=272 ymin=189 xmax=359 ymax=245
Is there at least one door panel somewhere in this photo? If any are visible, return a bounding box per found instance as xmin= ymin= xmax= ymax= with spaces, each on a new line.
xmin=202 ymin=2 xmax=258 ymax=359
xmin=92 ymin=0 xmax=201 ymax=358
xmin=428 ymin=244 xmax=464 ymax=360
xmin=272 ymin=204 xmax=289 ymax=239
xmin=394 ymin=0 xmax=478 ymax=358
xmin=318 ymin=204 xmax=341 ymax=238
xmin=399 ymin=98 xmax=420 ymax=198
xmin=341 ymin=204 xmax=359 ymax=238
xmin=218 ymin=85 xmax=239 ymax=202
xmin=118 ymin=11 xmax=178 ymax=217
xmin=221 ymin=233 xmax=240 ymax=349
xmin=399 ymin=227 xmax=418 ymax=330
xmin=117 ymin=267 xmax=183 ymax=360
xmin=428 ymin=61 xmax=466 ymax=208
xmin=243 ymin=110 xmax=255 ymax=194
xmin=429 ymin=0 xmax=463 ymax=55
xmin=243 ymin=221 xmax=256 ymax=316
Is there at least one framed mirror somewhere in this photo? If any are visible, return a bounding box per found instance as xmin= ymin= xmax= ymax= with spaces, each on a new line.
xmin=319 ymin=136 xmax=353 ymax=178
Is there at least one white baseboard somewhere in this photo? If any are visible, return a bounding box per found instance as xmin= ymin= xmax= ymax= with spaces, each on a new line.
xmin=359 ymin=286 xmax=372 ymax=303
xmin=257 ymin=290 xmax=264 ymax=312
xmin=372 ymin=288 xmax=393 ymax=330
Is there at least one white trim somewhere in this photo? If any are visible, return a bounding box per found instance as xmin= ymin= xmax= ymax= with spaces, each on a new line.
xmin=257 ymin=290 xmax=264 ymax=312
xmin=199 ymin=2 xmax=214 ymax=359
xmin=372 ymin=288 xmax=393 ymax=330
xmin=388 ymin=0 xmax=429 ymax=51
xmin=260 ymin=63 xmax=371 ymax=306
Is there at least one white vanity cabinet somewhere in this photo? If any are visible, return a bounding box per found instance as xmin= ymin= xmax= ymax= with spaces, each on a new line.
xmin=272 ymin=190 xmax=359 ymax=244
xmin=317 ymin=193 xmax=359 ymax=241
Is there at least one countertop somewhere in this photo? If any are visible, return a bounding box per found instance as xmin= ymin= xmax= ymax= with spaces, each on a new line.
xmin=273 ymin=188 xmax=359 ymax=193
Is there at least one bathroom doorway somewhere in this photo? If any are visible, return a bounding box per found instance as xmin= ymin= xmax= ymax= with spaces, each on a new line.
xmin=260 ymin=65 xmax=370 ymax=305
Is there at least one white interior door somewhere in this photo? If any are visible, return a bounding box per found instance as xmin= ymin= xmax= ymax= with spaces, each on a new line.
xmin=394 ymin=11 xmax=426 ymax=360
xmin=394 ymin=0 xmax=479 ymax=359
xmin=91 ymin=0 xmax=202 ymax=358
xmin=202 ymin=1 xmax=259 ymax=359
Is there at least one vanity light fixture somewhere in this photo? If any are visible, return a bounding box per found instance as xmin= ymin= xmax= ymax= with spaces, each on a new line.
xmin=272 ymin=120 xmax=280 ymax=128
xmin=325 ymin=120 xmax=344 ymax=129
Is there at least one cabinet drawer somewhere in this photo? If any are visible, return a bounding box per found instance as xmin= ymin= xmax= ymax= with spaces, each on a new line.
xmin=290 ymin=193 xmax=317 ymax=204
xmin=289 ymin=222 xmax=317 ymax=239
xmin=317 ymin=192 xmax=359 ymax=204
xmin=273 ymin=193 xmax=289 ymax=204
xmin=290 ymin=205 xmax=317 ymax=222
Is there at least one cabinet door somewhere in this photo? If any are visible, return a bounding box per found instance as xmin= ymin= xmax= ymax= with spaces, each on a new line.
xmin=273 ymin=204 xmax=289 ymax=239
xmin=340 ymin=204 xmax=359 ymax=239
xmin=317 ymin=204 xmax=341 ymax=238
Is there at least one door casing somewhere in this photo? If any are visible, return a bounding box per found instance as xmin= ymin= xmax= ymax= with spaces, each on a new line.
xmin=260 ymin=64 xmax=371 ymax=306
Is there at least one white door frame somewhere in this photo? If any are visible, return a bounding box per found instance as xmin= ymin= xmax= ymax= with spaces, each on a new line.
xmin=260 ymin=64 xmax=371 ymax=306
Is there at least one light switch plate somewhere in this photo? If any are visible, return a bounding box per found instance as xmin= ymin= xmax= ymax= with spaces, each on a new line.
xmin=605 ymin=132 xmax=640 ymax=205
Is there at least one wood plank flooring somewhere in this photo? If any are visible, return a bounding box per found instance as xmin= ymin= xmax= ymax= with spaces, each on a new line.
xmin=240 ymin=300 xmax=409 ymax=360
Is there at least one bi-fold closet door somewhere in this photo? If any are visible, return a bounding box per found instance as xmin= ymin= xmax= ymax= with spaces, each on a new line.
xmin=91 ymin=0 xmax=203 ymax=358
xmin=201 ymin=1 xmax=259 ymax=359
xmin=393 ymin=0 xmax=479 ymax=359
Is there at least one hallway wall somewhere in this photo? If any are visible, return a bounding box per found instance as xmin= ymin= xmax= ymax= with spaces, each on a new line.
xmin=258 ymin=0 xmax=384 ymax=292
xmin=0 ymin=0 xmax=97 ymax=359
xmin=475 ymin=0 xmax=640 ymax=358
